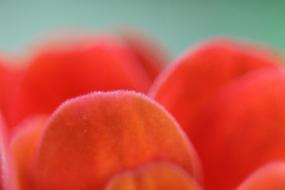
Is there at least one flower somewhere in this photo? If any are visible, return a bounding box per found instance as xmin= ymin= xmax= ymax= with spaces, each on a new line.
xmin=150 ymin=39 xmax=285 ymax=189
xmin=0 ymin=33 xmax=165 ymax=129
xmin=1 ymin=34 xmax=285 ymax=190
xmin=9 ymin=91 xmax=201 ymax=190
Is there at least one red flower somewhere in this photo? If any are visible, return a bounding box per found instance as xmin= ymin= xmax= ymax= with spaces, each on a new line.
xmin=0 ymin=34 xmax=165 ymax=128
xmin=1 ymin=35 xmax=285 ymax=190
xmin=151 ymin=39 xmax=285 ymax=189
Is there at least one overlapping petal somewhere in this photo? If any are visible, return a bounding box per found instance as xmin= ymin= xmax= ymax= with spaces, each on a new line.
xmin=105 ymin=162 xmax=201 ymax=190
xmin=4 ymin=35 xmax=163 ymax=128
xmin=237 ymin=162 xmax=285 ymax=190
xmin=190 ymin=70 xmax=285 ymax=189
xmin=12 ymin=91 xmax=200 ymax=190
xmin=11 ymin=116 xmax=48 ymax=190
xmin=150 ymin=39 xmax=285 ymax=190
xmin=150 ymin=39 xmax=280 ymax=134
xmin=0 ymin=114 xmax=16 ymax=190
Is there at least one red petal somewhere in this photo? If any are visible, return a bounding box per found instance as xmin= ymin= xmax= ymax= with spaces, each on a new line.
xmin=150 ymin=39 xmax=280 ymax=137
xmin=121 ymin=31 xmax=166 ymax=81
xmin=237 ymin=162 xmax=285 ymax=190
xmin=190 ymin=70 xmax=285 ymax=190
xmin=105 ymin=162 xmax=201 ymax=190
xmin=10 ymin=37 xmax=162 ymax=127
xmin=0 ymin=59 xmax=22 ymax=128
xmin=30 ymin=91 xmax=200 ymax=190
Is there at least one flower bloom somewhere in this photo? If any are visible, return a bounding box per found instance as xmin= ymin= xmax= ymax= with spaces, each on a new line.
xmin=1 ymin=34 xmax=285 ymax=190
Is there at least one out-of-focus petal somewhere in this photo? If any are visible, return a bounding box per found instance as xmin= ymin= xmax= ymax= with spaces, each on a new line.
xmin=121 ymin=31 xmax=166 ymax=80
xmin=10 ymin=116 xmax=48 ymax=190
xmin=28 ymin=91 xmax=200 ymax=190
xmin=105 ymin=162 xmax=201 ymax=190
xmin=150 ymin=39 xmax=281 ymax=137
xmin=0 ymin=114 xmax=16 ymax=190
xmin=9 ymin=37 xmax=162 ymax=127
xmin=0 ymin=59 xmax=22 ymax=128
xmin=237 ymin=162 xmax=285 ymax=190
xmin=190 ymin=70 xmax=285 ymax=190
xmin=0 ymin=115 xmax=4 ymax=190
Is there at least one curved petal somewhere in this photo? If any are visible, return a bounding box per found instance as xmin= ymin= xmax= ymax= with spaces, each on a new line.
xmin=28 ymin=91 xmax=200 ymax=190
xmin=237 ymin=162 xmax=285 ymax=190
xmin=9 ymin=36 xmax=162 ymax=127
xmin=10 ymin=116 xmax=48 ymax=190
xmin=150 ymin=39 xmax=281 ymax=137
xmin=105 ymin=162 xmax=201 ymax=190
xmin=190 ymin=70 xmax=285 ymax=190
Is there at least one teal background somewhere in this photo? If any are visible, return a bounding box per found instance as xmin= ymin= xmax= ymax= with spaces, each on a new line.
xmin=1 ymin=1 xmax=285 ymax=58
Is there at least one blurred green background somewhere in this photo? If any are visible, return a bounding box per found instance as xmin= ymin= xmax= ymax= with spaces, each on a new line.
xmin=1 ymin=1 xmax=285 ymax=58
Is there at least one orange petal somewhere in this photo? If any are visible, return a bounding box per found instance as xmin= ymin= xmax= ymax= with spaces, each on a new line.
xmin=9 ymin=37 xmax=160 ymax=127
xmin=10 ymin=116 xmax=48 ymax=190
xmin=237 ymin=162 xmax=285 ymax=190
xmin=30 ymin=91 xmax=200 ymax=190
xmin=190 ymin=70 xmax=285 ymax=190
xmin=105 ymin=162 xmax=201 ymax=190
xmin=150 ymin=39 xmax=280 ymax=137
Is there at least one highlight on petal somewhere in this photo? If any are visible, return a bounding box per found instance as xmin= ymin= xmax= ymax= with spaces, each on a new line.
xmin=189 ymin=70 xmax=285 ymax=190
xmin=0 ymin=115 xmax=4 ymax=190
xmin=237 ymin=162 xmax=285 ymax=190
xmin=105 ymin=162 xmax=201 ymax=190
xmin=9 ymin=36 xmax=164 ymax=127
xmin=150 ymin=39 xmax=281 ymax=138
xmin=10 ymin=116 xmax=48 ymax=190
xmin=0 ymin=114 xmax=16 ymax=190
xmin=28 ymin=91 xmax=200 ymax=190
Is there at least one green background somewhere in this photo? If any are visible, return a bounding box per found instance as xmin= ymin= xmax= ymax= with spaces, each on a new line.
xmin=1 ymin=1 xmax=285 ymax=59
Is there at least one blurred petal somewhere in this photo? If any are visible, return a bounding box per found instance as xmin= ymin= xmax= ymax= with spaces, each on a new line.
xmin=150 ymin=39 xmax=280 ymax=137
xmin=0 ymin=59 xmax=22 ymax=128
xmin=9 ymin=37 xmax=162 ymax=127
xmin=11 ymin=116 xmax=48 ymax=190
xmin=121 ymin=31 xmax=166 ymax=80
xmin=0 ymin=114 xmax=16 ymax=190
xmin=105 ymin=162 xmax=201 ymax=190
xmin=237 ymin=162 xmax=285 ymax=190
xmin=30 ymin=91 xmax=200 ymax=190
xmin=0 ymin=115 xmax=4 ymax=190
xmin=190 ymin=70 xmax=285 ymax=190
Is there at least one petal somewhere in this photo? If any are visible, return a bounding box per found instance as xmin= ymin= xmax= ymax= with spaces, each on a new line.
xmin=0 ymin=115 xmax=5 ymax=190
xmin=0 ymin=59 xmax=22 ymax=128
xmin=190 ymin=70 xmax=285 ymax=190
xmin=11 ymin=116 xmax=48 ymax=190
xmin=9 ymin=36 xmax=162 ymax=127
xmin=150 ymin=39 xmax=280 ymax=137
xmin=0 ymin=114 xmax=16 ymax=190
xmin=105 ymin=162 xmax=201 ymax=190
xmin=121 ymin=31 xmax=166 ymax=81
xmin=30 ymin=91 xmax=200 ymax=190
xmin=237 ymin=162 xmax=285 ymax=190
